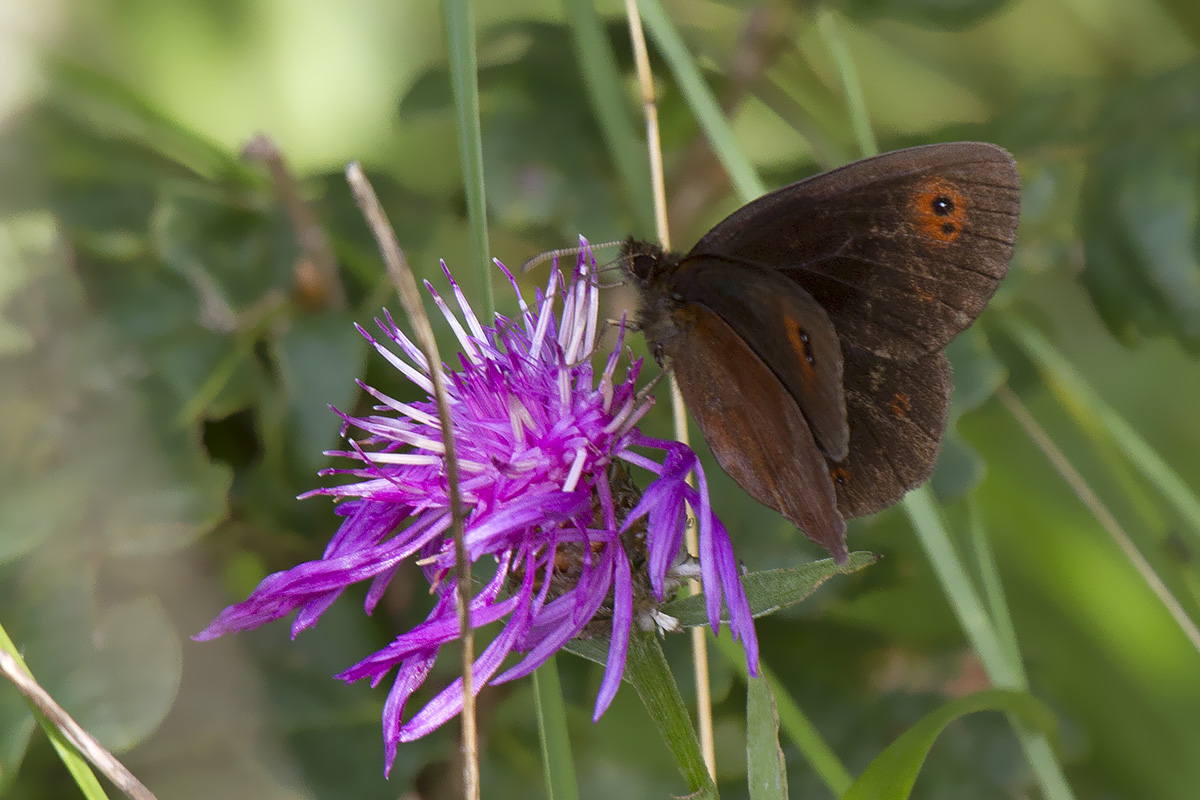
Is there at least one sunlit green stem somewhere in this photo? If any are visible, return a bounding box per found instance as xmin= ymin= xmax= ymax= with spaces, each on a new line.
xmin=1002 ymin=317 xmax=1200 ymax=546
xmin=442 ymin=0 xmax=493 ymax=317
xmin=904 ymin=488 xmax=1076 ymax=800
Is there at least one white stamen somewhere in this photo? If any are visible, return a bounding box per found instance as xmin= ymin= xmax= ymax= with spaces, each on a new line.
xmin=561 ymin=447 xmax=587 ymax=493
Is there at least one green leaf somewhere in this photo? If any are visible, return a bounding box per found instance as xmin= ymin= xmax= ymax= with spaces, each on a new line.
xmin=0 ymin=667 xmax=35 ymax=795
xmin=1078 ymin=64 xmax=1200 ymax=352
xmin=838 ymin=0 xmax=1013 ymax=31
xmin=931 ymin=430 xmax=985 ymax=503
xmin=533 ymin=657 xmax=579 ymax=800
xmin=274 ymin=311 xmax=367 ymax=473
xmin=153 ymin=192 xmax=296 ymax=314
xmin=660 ymin=552 xmax=877 ymax=626
xmin=946 ymin=328 xmax=1007 ymax=422
xmin=841 ymin=689 xmax=1056 ymax=800
xmin=746 ymin=675 xmax=788 ymax=800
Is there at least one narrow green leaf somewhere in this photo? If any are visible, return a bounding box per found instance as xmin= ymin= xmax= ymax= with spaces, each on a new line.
xmin=746 ymin=675 xmax=788 ymax=800
xmin=441 ymin=0 xmax=493 ymax=317
xmin=0 ymin=625 xmax=110 ymax=800
xmin=661 ymin=552 xmax=877 ymax=625
xmin=815 ymin=8 xmax=877 ymax=159
xmin=716 ymin=636 xmax=853 ymax=796
xmin=533 ymin=657 xmax=579 ymax=800
xmin=903 ymin=487 xmax=1076 ymax=800
xmin=841 ymin=689 xmax=1056 ymax=800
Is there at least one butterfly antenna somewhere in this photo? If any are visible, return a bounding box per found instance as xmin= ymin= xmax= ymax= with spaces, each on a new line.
xmin=521 ymin=240 xmax=625 ymax=273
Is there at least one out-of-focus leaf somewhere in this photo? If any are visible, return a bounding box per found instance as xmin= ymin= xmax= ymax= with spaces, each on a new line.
xmin=47 ymin=59 xmax=248 ymax=183
xmin=154 ymin=192 xmax=296 ymax=314
xmin=1079 ymin=64 xmax=1200 ymax=352
xmin=931 ymin=329 xmax=1006 ymax=502
xmin=946 ymin=329 xmax=1007 ymax=421
xmin=11 ymin=557 xmax=182 ymax=754
xmin=841 ymin=689 xmax=1055 ymax=800
xmin=274 ymin=311 xmax=367 ymax=473
xmin=839 ymin=0 xmax=1012 ymax=31
xmin=661 ymin=552 xmax=877 ymax=625
xmin=932 ymin=430 xmax=985 ymax=503
xmin=746 ymin=675 xmax=788 ymax=800
xmin=400 ymin=21 xmax=630 ymax=237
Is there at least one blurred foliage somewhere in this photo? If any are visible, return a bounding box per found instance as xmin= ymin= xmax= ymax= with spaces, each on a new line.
xmin=0 ymin=0 xmax=1198 ymax=798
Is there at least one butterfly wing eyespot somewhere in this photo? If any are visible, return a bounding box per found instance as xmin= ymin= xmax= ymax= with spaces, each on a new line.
xmin=910 ymin=178 xmax=968 ymax=244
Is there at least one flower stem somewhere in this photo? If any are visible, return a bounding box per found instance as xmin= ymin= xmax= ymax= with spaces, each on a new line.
xmin=625 ymin=632 xmax=719 ymax=798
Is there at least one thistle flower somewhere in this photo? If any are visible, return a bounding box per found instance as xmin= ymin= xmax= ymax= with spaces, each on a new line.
xmin=195 ymin=240 xmax=758 ymax=771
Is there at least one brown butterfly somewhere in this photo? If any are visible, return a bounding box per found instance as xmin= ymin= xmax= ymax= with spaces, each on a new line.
xmin=622 ymin=142 xmax=1020 ymax=561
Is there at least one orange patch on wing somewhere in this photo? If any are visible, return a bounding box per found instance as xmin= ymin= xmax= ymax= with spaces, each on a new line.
xmin=830 ymin=466 xmax=852 ymax=486
xmin=889 ymin=392 xmax=911 ymax=418
xmin=909 ymin=177 xmax=967 ymax=245
xmin=784 ymin=313 xmax=818 ymax=379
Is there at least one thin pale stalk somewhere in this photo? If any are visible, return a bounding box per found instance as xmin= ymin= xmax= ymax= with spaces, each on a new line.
xmin=442 ymin=0 xmax=493 ymax=318
xmin=1002 ymin=316 xmax=1200 ymax=546
xmin=997 ymin=385 xmax=1200 ymax=652
xmin=0 ymin=625 xmax=131 ymax=800
xmin=344 ymin=164 xmax=477 ymax=800
xmin=624 ymin=0 xmax=715 ymax=776
xmin=715 ymin=635 xmax=852 ymax=795
xmin=636 ymin=0 xmax=767 ymax=202
xmin=533 ymin=656 xmax=579 ymax=800
xmin=904 ymin=488 xmax=1077 ymax=800
xmin=814 ymin=8 xmax=877 ymax=158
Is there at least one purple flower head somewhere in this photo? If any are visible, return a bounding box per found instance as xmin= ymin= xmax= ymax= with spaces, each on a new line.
xmin=195 ymin=239 xmax=758 ymax=772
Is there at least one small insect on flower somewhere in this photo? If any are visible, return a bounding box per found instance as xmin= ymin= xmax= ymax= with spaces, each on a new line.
xmin=194 ymin=239 xmax=757 ymax=772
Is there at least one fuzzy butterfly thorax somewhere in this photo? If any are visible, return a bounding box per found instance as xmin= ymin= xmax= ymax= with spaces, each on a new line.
xmin=619 ymin=142 xmax=1020 ymax=561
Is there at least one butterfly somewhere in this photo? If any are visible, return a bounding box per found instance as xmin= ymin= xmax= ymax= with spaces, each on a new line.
xmin=622 ymin=142 xmax=1020 ymax=561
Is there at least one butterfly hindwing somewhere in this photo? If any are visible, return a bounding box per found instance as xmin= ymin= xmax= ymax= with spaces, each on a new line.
xmin=831 ymin=347 xmax=952 ymax=518
xmin=669 ymin=259 xmax=849 ymax=461
xmin=663 ymin=301 xmax=848 ymax=559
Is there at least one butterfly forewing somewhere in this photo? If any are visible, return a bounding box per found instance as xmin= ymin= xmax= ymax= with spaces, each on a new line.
xmin=688 ymin=142 xmax=1020 ymax=361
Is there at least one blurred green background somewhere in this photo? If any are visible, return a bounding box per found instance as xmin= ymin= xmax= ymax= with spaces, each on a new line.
xmin=1 ymin=0 xmax=1199 ymax=798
